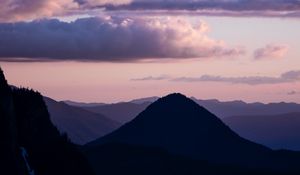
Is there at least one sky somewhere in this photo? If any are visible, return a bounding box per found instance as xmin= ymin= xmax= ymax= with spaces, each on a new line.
xmin=1 ymin=0 xmax=300 ymax=103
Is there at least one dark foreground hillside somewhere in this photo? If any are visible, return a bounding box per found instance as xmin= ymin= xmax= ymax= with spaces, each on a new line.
xmin=0 ymin=68 xmax=93 ymax=175
xmin=85 ymin=143 xmax=299 ymax=175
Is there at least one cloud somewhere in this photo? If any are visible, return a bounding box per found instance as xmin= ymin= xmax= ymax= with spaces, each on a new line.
xmin=131 ymin=75 xmax=170 ymax=81
xmin=0 ymin=0 xmax=78 ymax=22
xmin=105 ymin=0 xmax=300 ymax=18
xmin=253 ymin=44 xmax=289 ymax=60
xmin=0 ymin=0 xmax=130 ymax=22
xmin=287 ymin=90 xmax=298 ymax=95
xmin=111 ymin=0 xmax=300 ymax=11
xmin=171 ymin=70 xmax=300 ymax=85
xmin=104 ymin=10 xmax=300 ymax=19
xmin=81 ymin=0 xmax=131 ymax=6
xmin=1 ymin=0 xmax=300 ymax=22
xmin=0 ymin=16 xmax=244 ymax=62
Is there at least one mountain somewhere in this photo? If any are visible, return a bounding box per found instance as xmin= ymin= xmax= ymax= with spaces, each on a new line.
xmin=0 ymin=67 xmax=94 ymax=175
xmin=87 ymin=93 xmax=300 ymax=171
xmin=67 ymin=96 xmax=300 ymax=150
xmin=193 ymin=98 xmax=300 ymax=118
xmin=76 ymin=97 xmax=300 ymax=124
xmin=223 ymin=113 xmax=300 ymax=151
xmin=0 ymin=68 xmax=22 ymax=174
xmin=85 ymin=93 xmax=300 ymax=174
xmin=44 ymin=97 xmax=120 ymax=145
xmin=63 ymin=100 xmax=106 ymax=107
xmin=64 ymin=96 xmax=159 ymax=107
xmin=83 ymin=102 xmax=151 ymax=123
xmin=129 ymin=96 xmax=160 ymax=104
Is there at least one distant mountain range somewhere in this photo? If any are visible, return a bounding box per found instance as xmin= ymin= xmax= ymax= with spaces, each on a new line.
xmin=129 ymin=96 xmax=160 ymax=104
xmin=64 ymin=100 xmax=106 ymax=107
xmin=223 ymin=113 xmax=300 ymax=151
xmin=60 ymin=97 xmax=300 ymax=150
xmin=44 ymin=97 xmax=120 ymax=145
xmin=193 ymin=98 xmax=300 ymax=118
xmin=67 ymin=96 xmax=300 ymax=122
xmin=82 ymin=102 xmax=152 ymax=123
xmin=84 ymin=93 xmax=300 ymax=175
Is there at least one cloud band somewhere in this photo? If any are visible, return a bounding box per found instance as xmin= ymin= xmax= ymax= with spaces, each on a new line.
xmin=0 ymin=16 xmax=244 ymax=62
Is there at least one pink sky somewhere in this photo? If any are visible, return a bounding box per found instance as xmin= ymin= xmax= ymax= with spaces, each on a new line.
xmin=1 ymin=1 xmax=300 ymax=103
xmin=1 ymin=57 xmax=300 ymax=103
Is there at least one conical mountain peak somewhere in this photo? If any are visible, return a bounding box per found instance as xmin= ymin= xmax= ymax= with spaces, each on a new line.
xmin=154 ymin=93 xmax=194 ymax=106
xmin=88 ymin=93 xmax=270 ymax=165
xmin=159 ymin=93 xmax=188 ymax=100
xmin=133 ymin=92 xmax=219 ymax=124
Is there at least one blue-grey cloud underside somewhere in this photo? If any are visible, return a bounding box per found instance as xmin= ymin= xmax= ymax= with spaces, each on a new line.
xmin=104 ymin=0 xmax=300 ymax=17
xmin=0 ymin=17 xmax=244 ymax=62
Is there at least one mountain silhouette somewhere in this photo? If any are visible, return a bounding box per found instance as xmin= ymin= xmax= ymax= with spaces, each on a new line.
xmin=83 ymin=101 xmax=151 ymax=123
xmin=75 ymin=96 xmax=300 ymax=150
xmin=44 ymin=97 xmax=120 ymax=145
xmin=0 ymin=67 xmax=22 ymax=174
xmin=129 ymin=96 xmax=160 ymax=104
xmin=63 ymin=100 xmax=106 ymax=107
xmin=85 ymin=93 xmax=300 ymax=174
xmin=0 ymin=67 xmax=94 ymax=175
xmin=223 ymin=112 xmax=300 ymax=151
xmin=193 ymin=98 xmax=300 ymax=118
xmin=76 ymin=96 xmax=300 ymax=123
xmin=87 ymin=94 xmax=276 ymax=165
